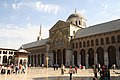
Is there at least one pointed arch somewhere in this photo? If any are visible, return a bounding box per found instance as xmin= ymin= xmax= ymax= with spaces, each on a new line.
xmin=73 ymin=51 xmax=77 ymax=66
xmin=63 ymin=49 xmax=66 ymax=65
xmin=88 ymin=48 xmax=94 ymax=66
xmin=57 ymin=49 xmax=62 ymax=66
xmin=41 ymin=54 xmax=44 ymax=64
xmin=97 ymin=47 xmax=104 ymax=66
xmin=80 ymin=49 xmax=86 ymax=66
xmin=107 ymin=46 xmax=116 ymax=67
xmin=53 ymin=50 xmax=56 ymax=64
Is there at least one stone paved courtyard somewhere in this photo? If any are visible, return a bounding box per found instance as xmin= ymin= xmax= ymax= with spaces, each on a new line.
xmin=0 ymin=67 xmax=120 ymax=80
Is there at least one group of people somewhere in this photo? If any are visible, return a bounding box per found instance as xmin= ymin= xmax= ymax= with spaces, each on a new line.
xmin=0 ymin=64 xmax=26 ymax=75
xmin=93 ymin=64 xmax=110 ymax=80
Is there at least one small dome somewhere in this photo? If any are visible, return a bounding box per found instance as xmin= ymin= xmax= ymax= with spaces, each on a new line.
xmin=67 ymin=12 xmax=85 ymax=21
xmin=19 ymin=49 xmax=27 ymax=52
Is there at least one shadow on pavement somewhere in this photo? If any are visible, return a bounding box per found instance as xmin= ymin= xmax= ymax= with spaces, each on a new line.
xmin=32 ymin=76 xmax=93 ymax=80
xmin=32 ymin=76 xmax=120 ymax=80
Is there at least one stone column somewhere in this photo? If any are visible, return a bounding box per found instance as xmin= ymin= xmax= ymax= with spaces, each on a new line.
xmin=29 ymin=55 xmax=31 ymax=65
xmin=36 ymin=54 xmax=38 ymax=66
xmin=94 ymin=53 xmax=97 ymax=65
xmin=86 ymin=53 xmax=88 ymax=67
xmin=104 ymin=51 xmax=108 ymax=67
xmin=72 ymin=55 xmax=74 ymax=66
xmin=62 ymin=53 xmax=63 ymax=64
xmin=0 ymin=51 xmax=3 ymax=64
xmin=116 ymin=48 xmax=120 ymax=67
xmin=33 ymin=55 xmax=35 ymax=66
xmin=56 ymin=53 xmax=57 ymax=64
xmin=77 ymin=53 xmax=81 ymax=66
xmin=66 ymin=49 xmax=72 ymax=66
xmin=39 ymin=54 xmax=41 ymax=65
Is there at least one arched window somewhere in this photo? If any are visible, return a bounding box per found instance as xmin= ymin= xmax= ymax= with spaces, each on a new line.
xmin=96 ymin=39 xmax=99 ymax=45
xmin=83 ymin=41 xmax=86 ymax=47
xmin=76 ymin=42 xmax=78 ymax=48
xmin=91 ymin=40 xmax=94 ymax=46
xmin=79 ymin=42 xmax=82 ymax=48
xmin=76 ymin=21 xmax=77 ymax=25
xmin=101 ymin=38 xmax=104 ymax=45
xmin=87 ymin=40 xmax=90 ymax=47
xmin=117 ymin=35 xmax=120 ymax=42
xmin=111 ymin=36 xmax=115 ymax=43
xmin=79 ymin=21 xmax=81 ymax=25
xmin=106 ymin=37 xmax=110 ymax=44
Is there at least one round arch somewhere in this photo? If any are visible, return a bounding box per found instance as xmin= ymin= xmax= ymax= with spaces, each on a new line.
xmin=97 ymin=47 xmax=104 ymax=66
xmin=3 ymin=55 xmax=7 ymax=64
xmin=34 ymin=55 xmax=36 ymax=66
xmin=73 ymin=51 xmax=77 ymax=66
xmin=28 ymin=55 xmax=30 ymax=65
xmin=57 ymin=49 xmax=62 ymax=66
xmin=108 ymin=46 xmax=116 ymax=67
xmin=20 ymin=59 xmax=22 ymax=64
xmin=88 ymin=48 xmax=94 ymax=66
xmin=53 ymin=50 xmax=56 ymax=64
xmin=63 ymin=49 xmax=66 ymax=65
xmin=38 ymin=54 xmax=40 ymax=65
xmin=8 ymin=56 xmax=13 ymax=65
xmin=31 ymin=55 xmax=33 ymax=66
xmin=80 ymin=49 xmax=86 ymax=66
xmin=41 ymin=54 xmax=44 ymax=64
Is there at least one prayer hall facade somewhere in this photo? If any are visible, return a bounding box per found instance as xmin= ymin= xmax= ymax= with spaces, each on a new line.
xmin=21 ymin=11 xmax=120 ymax=68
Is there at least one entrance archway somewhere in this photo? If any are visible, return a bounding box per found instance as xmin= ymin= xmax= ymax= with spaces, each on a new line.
xmin=63 ymin=49 xmax=66 ymax=65
xmin=8 ymin=56 xmax=13 ymax=65
xmin=80 ymin=49 xmax=86 ymax=66
xmin=53 ymin=50 xmax=56 ymax=64
xmin=41 ymin=54 xmax=44 ymax=64
xmin=108 ymin=46 xmax=116 ymax=67
xmin=57 ymin=49 xmax=62 ymax=66
xmin=97 ymin=47 xmax=104 ymax=66
xmin=73 ymin=51 xmax=77 ymax=66
xmin=3 ymin=55 xmax=7 ymax=64
xmin=88 ymin=48 xmax=94 ymax=66
xmin=20 ymin=59 xmax=22 ymax=64
xmin=28 ymin=55 xmax=30 ymax=65
xmin=38 ymin=54 xmax=40 ymax=65
xmin=34 ymin=55 xmax=36 ymax=66
xmin=31 ymin=55 xmax=33 ymax=66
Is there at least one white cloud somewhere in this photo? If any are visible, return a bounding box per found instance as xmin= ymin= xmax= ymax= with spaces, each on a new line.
xmin=0 ymin=23 xmax=50 ymax=49
xmin=11 ymin=1 xmax=60 ymax=15
xmin=102 ymin=4 xmax=108 ymax=9
xmin=11 ymin=2 xmax=22 ymax=10
xmin=2 ymin=2 xmax=8 ymax=8
xmin=27 ymin=16 xmax=31 ymax=21
xmin=34 ymin=1 xmax=59 ymax=15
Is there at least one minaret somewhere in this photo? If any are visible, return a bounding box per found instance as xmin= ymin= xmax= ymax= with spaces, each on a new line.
xmin=75 ymin=8 xmax=77 ymax=13
xmin=37 ymin=25 xmax=42 ymax=41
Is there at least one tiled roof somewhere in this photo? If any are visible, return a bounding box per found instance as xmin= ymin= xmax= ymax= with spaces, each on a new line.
xmin=22 ymin=38 xmax=49 ymax=49
xmin=75 ymin=19 xmax=120 ymax=38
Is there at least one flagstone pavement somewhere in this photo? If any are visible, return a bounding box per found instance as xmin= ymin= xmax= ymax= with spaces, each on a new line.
xmin=0 ymin=67 xmax=120 ymax=80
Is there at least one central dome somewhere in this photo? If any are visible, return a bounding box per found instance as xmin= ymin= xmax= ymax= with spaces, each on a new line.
xmin=66 ymin=10 xmax=86 ymax=28
xmin=67 ymin=12 xmax=84 ymax=20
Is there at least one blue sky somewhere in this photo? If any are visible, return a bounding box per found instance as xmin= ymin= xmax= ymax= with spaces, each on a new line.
xmin=0 ymin=0 xmax=120 ymax=49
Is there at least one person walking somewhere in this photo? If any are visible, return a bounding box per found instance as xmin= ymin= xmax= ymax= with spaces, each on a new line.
xmin=61 ymin=64 xmax=65 ymax=75
xmin=75 ymin=66 xmax=78 ymax=73
xmin=93 ymin=65 xmax=97 ymax=79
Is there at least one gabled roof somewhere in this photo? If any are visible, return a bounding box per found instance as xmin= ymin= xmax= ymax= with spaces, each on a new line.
xmin=0 ymin=48 xmax=17 ymax=51
xmin=75 ymin=19 xmax=120 ymax=38
xmin=49 ymin=20 xmax=70 ymax=31
xmin=22 ymin=38 xmax=49 ymax=49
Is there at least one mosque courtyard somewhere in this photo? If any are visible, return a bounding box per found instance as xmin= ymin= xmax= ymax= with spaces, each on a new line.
xmin=0 ymin=67 xmax=120 ymax=80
